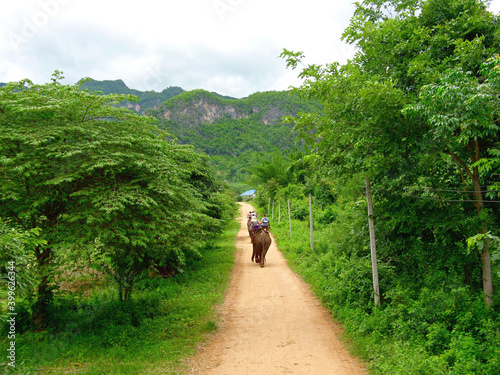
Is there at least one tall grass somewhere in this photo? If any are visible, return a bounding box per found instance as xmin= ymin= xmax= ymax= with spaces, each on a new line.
xmin=0 ymin=218 xmax=240 ymax=374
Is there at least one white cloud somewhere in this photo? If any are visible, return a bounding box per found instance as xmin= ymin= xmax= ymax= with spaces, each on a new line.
xmin=1 ymin=0 xmax=500 ymax=97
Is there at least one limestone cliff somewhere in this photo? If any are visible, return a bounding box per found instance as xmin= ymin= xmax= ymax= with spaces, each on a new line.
xmin=154 ymin=89 xmax=298 ymax=128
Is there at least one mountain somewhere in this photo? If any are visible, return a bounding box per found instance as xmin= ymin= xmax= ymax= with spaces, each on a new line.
xmin=80 ymin=78 xmax=185 ymax=113
xmin=76 ymin=79 xmax=323 ymax=182
xmin=147 ymin=89 xmax=322 ymax=181
xmin=79 ymin=78 xmax=239 ymax=113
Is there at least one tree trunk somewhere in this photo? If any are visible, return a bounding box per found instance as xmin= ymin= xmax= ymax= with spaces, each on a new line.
xmin=473 ymin=179 xmax=493 ymax=306
xmin=33 ymin=246 xmax=53 ymax=329
xmin=309 ymin=193 xmax=314 ymax=252
xmin=117 ymin=267 xmax=135 ymax=302
xmin=471 ymin=146 xmax=493 ymax=307
xmin=481 ymin=242 xmax=493 ymax=306
xmin=288 ymin=200 xmax=292 ymax=239
xmin=447 ymin=143 xmax=493 ymax=306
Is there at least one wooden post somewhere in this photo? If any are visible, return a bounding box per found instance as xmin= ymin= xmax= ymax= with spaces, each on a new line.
xmin=268 ymin=197 xmax=271 ymax=214
xmin=278 ymin=201 xmax=281 ymax=225
xmin=288 ymin=199 xmax=292 ymax=239
xmin=272 ymin=200 xmax=275 ymax=219
xmin=365 ymin=176 xmax=380 ymax=307
xmin=309 ymin=193 xmax=314 ymax=252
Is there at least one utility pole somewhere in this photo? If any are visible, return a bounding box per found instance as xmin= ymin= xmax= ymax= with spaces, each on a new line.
xmin=288 ymin=199 xmax=292 ymax=239
xmin=365 ymin=176 xmax=381 ymax=307
xmin=309 ymin=193 xmax=314 ymax=252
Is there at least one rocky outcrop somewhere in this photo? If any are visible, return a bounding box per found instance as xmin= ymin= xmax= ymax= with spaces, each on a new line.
xmin=125 ymin=102 xmax=142 ymax=113
xmin=163 ymin=99 xmax=249 ymax=123
xmin=160 ymin=93 xmax=289 ymax=127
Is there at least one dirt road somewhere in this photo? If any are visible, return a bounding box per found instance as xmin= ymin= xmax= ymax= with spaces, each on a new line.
xmin=188 ymin=202 xmax=366 ymax=374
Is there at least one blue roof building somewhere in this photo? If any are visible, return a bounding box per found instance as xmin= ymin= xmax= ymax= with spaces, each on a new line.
xmin=240 ymin=189 xmax=256 ymax=200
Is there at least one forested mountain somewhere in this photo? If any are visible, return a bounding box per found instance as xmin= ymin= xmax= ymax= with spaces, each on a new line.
xmin=147 ymin=89 xmax=322 ymax=181
xmin=80 ymin=78 xmax=185 ymax=113
xmin=79 ymin=79 xmax=239 ymax=113
xmin=79 ymin=80 xmax=320 ymax=182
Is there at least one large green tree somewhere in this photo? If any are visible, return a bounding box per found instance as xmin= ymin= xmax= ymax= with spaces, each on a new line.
xmin=0 ymin=74 xmax=229 ymax=326
xmin=405 ymin=60 xmax=500 ymax=305
xmin=281 ymin=0 xmax=500 ymax=305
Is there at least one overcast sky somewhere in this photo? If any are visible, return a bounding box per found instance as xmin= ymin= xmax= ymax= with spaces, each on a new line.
xmin=1 ymin=0 xmax=500 ymax=98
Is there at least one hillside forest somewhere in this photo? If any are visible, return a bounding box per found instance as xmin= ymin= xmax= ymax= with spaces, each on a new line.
xmin=1 ymin=0 xmax=500 ymax=374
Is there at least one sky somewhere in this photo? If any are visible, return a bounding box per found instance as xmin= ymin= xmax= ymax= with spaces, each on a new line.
xmin=1 ymin=0 xmax=500 ymax=98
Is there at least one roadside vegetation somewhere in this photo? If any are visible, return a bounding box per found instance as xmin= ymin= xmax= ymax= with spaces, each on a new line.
xmin=254 ymin=183 xmax=500 ymax=374
xmin=0 ymin=209 xmax=239 ymax=374
xmin=0 ymin=75 xmax=237 ymax=374
xmin=250 ymin=1 xmax=500 ymax=373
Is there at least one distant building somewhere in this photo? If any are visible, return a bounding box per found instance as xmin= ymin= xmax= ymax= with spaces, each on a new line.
xmin=240 ymin=189 xmax=256 ymax=201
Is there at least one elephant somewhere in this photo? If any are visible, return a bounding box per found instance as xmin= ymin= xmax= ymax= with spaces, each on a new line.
xmin=251 ymin=229 xmax=272 ymax=267
xmin=247 ymin=219 xmax=254 ymax=241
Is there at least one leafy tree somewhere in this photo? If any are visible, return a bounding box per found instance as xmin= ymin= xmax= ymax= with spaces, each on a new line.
xmin=251 ymin=150 xmax=290 ymax=194
xmin=342 ymin=0 xmax=498 ymax=91
xmin=0 ymin=220 xmax=45 ymax=298
xmin=404 ymin=59 xmax=500 ymax=305
xmin=280 ymin=0 xmax=500 ymax=305
xmin=0 ymin=73 xmax=228 ymax=327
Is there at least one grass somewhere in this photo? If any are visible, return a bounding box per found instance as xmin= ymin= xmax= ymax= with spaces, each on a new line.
xmin=0 ymin=218 xmax=240 ymax=375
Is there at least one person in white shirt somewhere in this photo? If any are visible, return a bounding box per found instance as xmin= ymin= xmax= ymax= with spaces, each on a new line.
xmin=260 ymin=214 xmax=270 ymax=231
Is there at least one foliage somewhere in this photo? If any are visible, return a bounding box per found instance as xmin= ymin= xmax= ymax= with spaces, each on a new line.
xmin=252 ymin=174 xmax=500 ymax=374
xmin=0 ymin=73 xmax=233 ymax=331
xmin=280 ymin=0 xmax=500 ymax=306
xmin=0 ymin=220 xmax=45 ymax=298
xmin=0 ymin=214 xmax=239 ymax=374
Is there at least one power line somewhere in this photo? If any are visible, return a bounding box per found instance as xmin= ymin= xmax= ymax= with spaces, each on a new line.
xmin=404 ymin=194 xmax=500 ymax=203
xmin=403 ymin=186 xmax=500 ymax=194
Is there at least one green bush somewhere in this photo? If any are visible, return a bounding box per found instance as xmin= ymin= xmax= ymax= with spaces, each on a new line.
xmin=318 ymin=205 xmax=337 ymax=225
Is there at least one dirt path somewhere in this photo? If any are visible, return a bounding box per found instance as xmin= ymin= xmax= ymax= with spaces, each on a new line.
xmin=187 ymin=202 xmax=366 ymax=375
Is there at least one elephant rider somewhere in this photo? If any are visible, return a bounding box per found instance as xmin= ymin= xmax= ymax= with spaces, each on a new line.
xmin=251 ymin=215 xmax=260 ymax=232
xmin=260 ymin=214 xmax=270 ymax=231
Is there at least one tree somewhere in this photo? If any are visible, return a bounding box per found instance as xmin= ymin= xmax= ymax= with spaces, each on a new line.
xmin=251 ymin=150 xmax=290 ymax=194
xmin=404 ymin=58 xmax=500 ymax=305
xmin=0 ymin=73 xmax=228 ymax=326
xmin=281 ymin=0 xmax=500 ymax=305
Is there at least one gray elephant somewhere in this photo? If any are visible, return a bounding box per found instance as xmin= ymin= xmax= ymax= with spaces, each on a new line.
xmin=247 ymin=219 xmax=254 ymax=241
xmin=251 ymin=230 xmax=272 ymax=267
